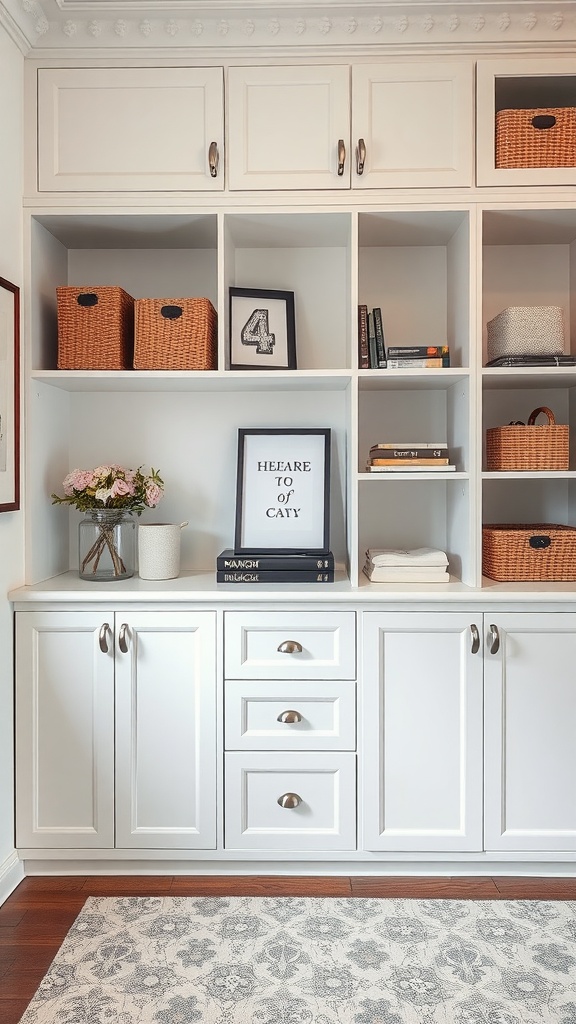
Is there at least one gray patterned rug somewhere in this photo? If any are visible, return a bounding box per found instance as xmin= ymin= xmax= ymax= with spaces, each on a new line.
xmin=19 ymin=895 xmax=576 ymax=1024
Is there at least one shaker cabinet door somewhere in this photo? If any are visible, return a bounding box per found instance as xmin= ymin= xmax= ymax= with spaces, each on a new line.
xmin=38 ymin=68 xmax=224 ymax=192
xmin=114 ymin=611 xmax=217 ymax=849
xmin=352 ymin=62 xmax=474 ymax=188
xmin=227 ymin=65 xmax=351 ymax=190
xmin=484 ymin=613 xmax=576 ymax=852
xmin=16 ymin=611 xmax=115 ymax=849
xmin=361 ymin=612 xmax=483 ymax=852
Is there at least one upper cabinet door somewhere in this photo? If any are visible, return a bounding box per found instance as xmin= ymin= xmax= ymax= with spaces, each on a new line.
xmin=227 ymin=65 xmax=351 ymax=190
xmin=37 ymin=68 xmax=224 ymax=192
xmin=352 ymin=62 xmax=474 ymax=188
xmin=477 ymin=59 xmax=576 ymax=186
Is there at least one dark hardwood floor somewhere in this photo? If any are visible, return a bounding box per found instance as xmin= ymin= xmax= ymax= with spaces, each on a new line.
xmin=2 ymin=874 xmax=576 ymax=1024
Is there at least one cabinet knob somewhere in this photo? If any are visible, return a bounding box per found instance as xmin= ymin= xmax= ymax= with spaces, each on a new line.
xmin=277 ymin=792 xmax=302 ymax=809
xmin=337 ymin=139 xmax=346 ymax=176
xmin=470 ymin=623 xmax=480 ymax=655
xmin=118 ymin=622 xmax=130 ymax=654
xmin=489 ymin=623 xmax=500 ymax=655
xmin=277 ymin=709 xmax=303 ymax=724
xmin=277 ymin=640 xmax=303 ymax=654
xmin=356 ymin=137 xmax=366 ymax=175
xmin=98 ymin=622 xmax=111 ymax=654
xmin=209 ymin=141 xmax=219 ymax=178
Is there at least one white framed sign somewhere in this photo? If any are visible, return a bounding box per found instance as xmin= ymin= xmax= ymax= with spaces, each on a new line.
xmin=234 ymin=428 xmax=331 ymax=554
xmin=229 ymin=287 xmax=296 ymax=370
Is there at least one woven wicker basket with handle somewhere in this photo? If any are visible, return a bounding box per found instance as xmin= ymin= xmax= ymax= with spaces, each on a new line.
xmin=57 ymin=286 xmax=134 ymax=370
xmin=134 ymin=297 xmax=217 ymax=370
xmin=485 ymin=406 xmax=569 ymax=471
xmin=483 ymin=524 xmax=576 ymax=581
xmin=495 ymin=107 xmax=576 ymax=169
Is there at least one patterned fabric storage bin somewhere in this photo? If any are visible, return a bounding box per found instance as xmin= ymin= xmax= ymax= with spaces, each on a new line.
xmin=486 ymin=306 xmax=564 ymax=362
xmin=483 ymin=524 xmax=576 ymax=581
xmin=495 ymin=107 xmax=576 ymax=168
xmin=134 ymin=298 xmax=218 ymax=370
xmin=57 ymin=286 xmax=134 ymax=370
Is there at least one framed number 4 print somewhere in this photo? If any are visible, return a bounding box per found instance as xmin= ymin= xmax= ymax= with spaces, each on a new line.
xmin=229 ymin=287 xmax=296 ymax=370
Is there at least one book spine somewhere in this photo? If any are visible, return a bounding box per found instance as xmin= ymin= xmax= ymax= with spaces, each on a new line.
xmin=386 ymin=357 xmax=448 ymax=369
xmin=217 ymin=554 xmax=335 ymax=571
xmin=217 ymin=570 xmax=335 ymax=583
xmin=367 ymin=311 xmax=378 ymax=369
xmin=366 ymin=464 xmax=455 ymax=472
xmin=372 ymin=307 xmax=387 ymax=367
xmin=386 ymin=345 xmax=449 ymax=358
xmin=369 ymin=458 xmax=449 ymax=466
xmin=358 ymin=304 xmax=369 ymax=369
xmin=369 ymin=442 xmax=447 ymax=450
xmin=369 ymin=447 xmax=448 ymax=460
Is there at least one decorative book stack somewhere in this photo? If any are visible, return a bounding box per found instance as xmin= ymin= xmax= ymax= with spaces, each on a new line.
xmin=366 ymin=442 xmax=455 ymax=472
xmin=364 ymin=547 xmax=449 ymax=583
xmin=386 ymin=345 xmax=450 ymax=369
xmin=358 ymin=305 xmax=387 ymax=369
xmin=216 ymin=549 xmax=335 ymax=583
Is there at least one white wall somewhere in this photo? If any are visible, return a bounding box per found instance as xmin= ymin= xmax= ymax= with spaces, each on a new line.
xmin=0 ymin=15 xmax=24 ymax=900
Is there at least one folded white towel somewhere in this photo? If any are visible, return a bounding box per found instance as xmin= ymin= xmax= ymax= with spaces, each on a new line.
xmin=366 ymin=546 xmax=448 ymax=568
xmin=364 ymin=565 xmax=450 ymax=583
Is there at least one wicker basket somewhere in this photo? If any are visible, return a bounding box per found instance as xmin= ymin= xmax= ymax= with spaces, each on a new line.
xmin=486 ymin=306 xmax=564 ymax=361
xmin=57 ymin=286 xmax=134 ymax=370
xmin=134 ymin=298 xmax=217 ymax=370
xmin=485 ymin=406 xmax=569 ymax=471
xmin=495 ymin=107 xmax=576 ymax=169
xmin=483 ymin=524 xmax=576 ymax=581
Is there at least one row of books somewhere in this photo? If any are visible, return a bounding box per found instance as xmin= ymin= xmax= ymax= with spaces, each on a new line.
xmin=366 ymin=442 xmax=456 ymax=473
xmin=357 ymin=304 xmax=451 ymax=369
xmin=216 ymin=549 xmax=335 ymax=584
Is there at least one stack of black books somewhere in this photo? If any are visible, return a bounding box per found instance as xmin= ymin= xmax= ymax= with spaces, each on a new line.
xmin=486 ymin=355 xmax=576 ymax=367
xmin=216 ymin=549 xmax=335 ymax=584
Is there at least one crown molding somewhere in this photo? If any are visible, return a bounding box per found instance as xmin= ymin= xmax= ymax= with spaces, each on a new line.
xmin=3 ymin=0 xmax=576 ymax=52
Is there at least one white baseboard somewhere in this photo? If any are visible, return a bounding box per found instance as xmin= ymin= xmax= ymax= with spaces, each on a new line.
xmin=0 ymin=850 xmax=24 ymax=905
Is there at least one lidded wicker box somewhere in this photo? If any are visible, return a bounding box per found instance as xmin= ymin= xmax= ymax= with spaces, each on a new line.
xmin=134 ymin=298 xmax=217 ymax=370
xmin=56 ymin=286 xmax=134 ymax=370
xmin=486 ymin=306 xmax=564 ymax=362
xmin=483 ymin=524 xmax=576 ymax=581
xmin=495 ymin=107 xmax=576 ymax=169
xmin=485 ymin=406 xmax=569 ymax=472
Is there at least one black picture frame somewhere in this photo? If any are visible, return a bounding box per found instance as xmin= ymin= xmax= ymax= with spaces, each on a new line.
xmin=229 ymin=287 xmax=296 ymax=370
xmin=0 ymin=276 xmax=20 ymax=513
xmin=234 ymin=428 xmax=331 ymax=554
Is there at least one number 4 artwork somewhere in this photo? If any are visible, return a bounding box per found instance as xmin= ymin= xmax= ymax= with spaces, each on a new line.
xmin=229 ymin=287 xmax=296 ymax=370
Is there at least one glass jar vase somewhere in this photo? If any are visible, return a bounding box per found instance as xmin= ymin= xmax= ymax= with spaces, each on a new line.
xmin=78 ymin=509 xmax=135 ymax=581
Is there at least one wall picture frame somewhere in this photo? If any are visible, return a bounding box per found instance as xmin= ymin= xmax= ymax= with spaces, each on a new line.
xmin=229 ymin=287 xmax=296 ymax=370
xmin=234 ymin=428 xmax=331 ymax=554
xmin=0 ymin=276 xmax=20 ymax=513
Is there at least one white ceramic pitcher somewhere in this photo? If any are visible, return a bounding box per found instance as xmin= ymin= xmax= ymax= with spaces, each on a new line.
xmin=138 ymin=522 xmax=188 ymax=580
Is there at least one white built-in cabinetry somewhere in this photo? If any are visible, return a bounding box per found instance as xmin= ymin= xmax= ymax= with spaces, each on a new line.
xmin=16 ymin=610 xmax=217 ymax=851
xmin=13 ymin=54 xmax=576 ymax=872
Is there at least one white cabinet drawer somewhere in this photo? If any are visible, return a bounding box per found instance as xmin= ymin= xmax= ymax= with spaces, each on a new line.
xmin=224 ymin=612 xmax=356 ymax=680
xmin=224 ymin=752 xmax=356 ymax=851
xmin=224 ymin=680 xmax=356 ymax=751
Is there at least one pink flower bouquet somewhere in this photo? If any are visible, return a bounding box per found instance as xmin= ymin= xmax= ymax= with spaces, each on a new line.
xmin=52 ymin=464 xmax=164 ymax=579
xmin=52 ymin=464 xmax=164 ymax=515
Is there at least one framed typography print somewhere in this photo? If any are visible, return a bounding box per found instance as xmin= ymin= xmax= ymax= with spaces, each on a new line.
xmin=0 ymin=277 xmax=20 ymax=512
xmin=229 ymin=287 xmax=296 ymax=370
xmin=235 ymin=428 xmax=331 ymax=554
